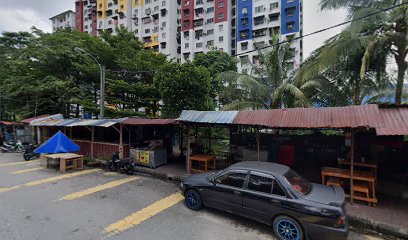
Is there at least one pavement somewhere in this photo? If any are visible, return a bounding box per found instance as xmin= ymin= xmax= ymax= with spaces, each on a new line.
xmin=0 ymin=153 xmax=402 ymax=240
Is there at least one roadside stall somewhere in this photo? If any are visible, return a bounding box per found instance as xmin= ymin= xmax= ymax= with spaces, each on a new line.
xmin=122 ymin=118 xmax=178 ymax=169
xmin=29 ymin=117 xmax=129 ymax=160
xmin=35 ymin=131 xmax=83 ymax=173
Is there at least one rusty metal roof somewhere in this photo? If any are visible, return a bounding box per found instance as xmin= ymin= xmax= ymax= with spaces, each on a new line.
xmin=30 ymin=118 xmax=127 ymax=128
xmin=233 ymin=105 xmax=383 ymax=129
xmin=21 ymin=115 xmax=51 ymax=124
xmin=122 ymin=118 xmax=177 ymax=126
xmin=376 ymin=107 xmax=408 ymax=136
xmin=178 ymin=110 xmax=239 ymax=124
xmin=0 ymin=121 xmax=24 ymax=126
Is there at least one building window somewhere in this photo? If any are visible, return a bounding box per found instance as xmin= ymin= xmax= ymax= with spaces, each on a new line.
xmin=185 ymin=43 xmax=189 ymax=48
xmin=287 ymin=22 xmax=295 ymax=30
xmin=207 ymin=18 xmax=214 ymax=24
xmin=218 ymin=13 xmax=224 ymax=19
xmin=145 ymin=28 xmax=150 ymax=33
xmin=219 ymin=36 xmax=223 ymax=42
xmin=218 ymin=1 xmax=224 ymax=8
xmin=219 ymin=24 xmax=224 ymax=31
xmin=206 ymin=7 xmax=214 ymax=13
xmin=207 ymin=40 xmax=214 ymax=47
xmin=270 ymin=2 xmax=279 ymax=10
xmin=162 ymin=32 xmax=166 ymax=38
xmin=286 ymin=7 xmax=296 ymax=17
xmin=162 ymin=1 xmax=166 ymax=7
xmin=241 ymin=42 xmax=248 ymax=50
xmin=255 ymin=6 xmax=264 ymax=13
xmin=241 ymin=18 xmax=248 ymax=26
xmin=196 ymin=42 xmax=203 ymax=48
xmin=207 ymin=29 xmax=214 ymax=35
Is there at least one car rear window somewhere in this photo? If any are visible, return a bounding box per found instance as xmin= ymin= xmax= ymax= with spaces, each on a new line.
xmin=283 ymin=170 xmax=312 ymax=196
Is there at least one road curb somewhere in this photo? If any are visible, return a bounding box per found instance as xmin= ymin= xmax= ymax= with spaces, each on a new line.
xmin=132 ymin=166 xmax=185 ymax=182
xmin=349 ymin=215 xmax=408 ymax=239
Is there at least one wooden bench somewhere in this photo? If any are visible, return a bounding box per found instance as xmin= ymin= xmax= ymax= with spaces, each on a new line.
xmin=353 ymin=182 xmax=375 ymax=207
xmin=326 ymin=178 xmax=344 ymax=188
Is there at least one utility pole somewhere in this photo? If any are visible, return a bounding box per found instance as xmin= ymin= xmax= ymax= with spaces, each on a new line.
xmin=74 ymin=47 xmax=105 ymax=119
xmin=99 ymin=65 xmax=105 ymax=119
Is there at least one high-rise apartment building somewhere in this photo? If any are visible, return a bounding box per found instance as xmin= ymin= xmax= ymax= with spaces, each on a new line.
xmin=132 ymin=0 xmax=181 ymax=60
xmin=50 ymin=10 xmax=76 ymax=32
xmin=236 ymin=0 xmax=303 ymax=71
xmin=180 ymin=0 xmax=233 ymax=62
xmin=75 ymin=0 xmax=98 ymax=36
xmin=59 ymin=0 xmax=303 ymax=66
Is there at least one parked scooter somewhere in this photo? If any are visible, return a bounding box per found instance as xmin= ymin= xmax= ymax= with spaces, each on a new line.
xmin=106 ymin=152 xmax=136 ymax=175
xmin=23 ymin=144 xmax=40 ymax=161
xmin=0 ymin=140 xmax=25 ymax=153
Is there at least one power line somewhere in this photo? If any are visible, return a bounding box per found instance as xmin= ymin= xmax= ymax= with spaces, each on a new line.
xmin=234 ymin=1 xmax=408 ymax=57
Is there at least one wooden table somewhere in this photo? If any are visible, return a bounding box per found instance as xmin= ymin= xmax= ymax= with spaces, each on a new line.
xmin=189 ymin=154 xmax=216 ymax=173
xmin=44 ymin=153 xmax=84 ymax=173
xmin=321 ymin=167 xmax=377 ymax=204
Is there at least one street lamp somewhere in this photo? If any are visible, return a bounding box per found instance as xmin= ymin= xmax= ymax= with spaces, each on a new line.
xmin=74 ymin=47 xmax=105 ymax=119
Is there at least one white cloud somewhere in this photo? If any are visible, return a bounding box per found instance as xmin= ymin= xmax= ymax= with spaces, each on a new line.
xmin=0 ymin=8 xmax=51 ymax=33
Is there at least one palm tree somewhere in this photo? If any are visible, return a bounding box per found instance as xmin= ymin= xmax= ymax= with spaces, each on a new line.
xmin=218 ymin=33 xmax=318 ymax=110
xmin=318 ymin=0 xmax=408 ymax=104
xmin=297 ymin=27 xmax=390 ymax=105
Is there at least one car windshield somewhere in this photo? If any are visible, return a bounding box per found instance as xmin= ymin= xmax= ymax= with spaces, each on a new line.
xmin=283 ymin=170 xmax=312 ymax=196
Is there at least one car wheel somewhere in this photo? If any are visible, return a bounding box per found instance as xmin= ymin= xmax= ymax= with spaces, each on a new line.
xmin=184 ymin=189 xmax=203 ymax=211
xmin=273 ymin=215 xmax=304 ymax=240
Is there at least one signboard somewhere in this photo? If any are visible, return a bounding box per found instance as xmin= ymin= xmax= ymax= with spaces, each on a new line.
xmin=136 ymin=150 xmax=150 ymax=164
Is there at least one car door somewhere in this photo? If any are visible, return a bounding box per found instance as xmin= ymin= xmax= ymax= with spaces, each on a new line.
xmin=204 ymin=170 xmax=248 ymax=215
xmin=242 ymin=172 xmax=287 ymax=224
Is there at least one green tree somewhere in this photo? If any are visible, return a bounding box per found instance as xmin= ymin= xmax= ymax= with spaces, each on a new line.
xmin=218 ymin=34 xmax=317 ymax=110
xmin=317 ymin=0 xmax=408 ymax=104
xmin=154 ymin=62 xmax=213 ymax=118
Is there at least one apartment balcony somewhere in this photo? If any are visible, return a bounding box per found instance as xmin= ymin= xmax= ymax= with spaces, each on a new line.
xmin=253 ymin=16 xmax=266 ymax=26
xmin=253 ymin=28 xmax=267 ymax=38
xmin=195 ymin=0 xmax=204 ymax=6
xmin=193 ymin=19 xmax=204 ymax=27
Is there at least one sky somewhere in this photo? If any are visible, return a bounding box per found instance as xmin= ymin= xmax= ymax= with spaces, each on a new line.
xmin=0 ymin=0 xmax=347 ymax=59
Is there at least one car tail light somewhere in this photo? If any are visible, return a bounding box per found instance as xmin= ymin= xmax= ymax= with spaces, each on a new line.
xmin=335 ymin=215 xmax=346 ymax=228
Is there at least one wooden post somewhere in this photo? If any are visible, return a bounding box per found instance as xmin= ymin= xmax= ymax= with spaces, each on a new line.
xmin=208 ymin=127 xmax=212 ymax=153
xmin=128 ymin=126 xmax=131 ymax=146
xmin=350 ymin=129 xmax=355 ymax=204
xmin=13 ymin=125 xmax=16 ymax=141
xmin=69 ymin=127 xmax=73 ymax=139
xmin=36 ymin=127 xmax=41 ymax=144
xmin=119 ymin=124 xmax=124 ymax=159
xmin=186 ymin=126 xmax=191 ymax=173
xmin=256 ymin=127 xmax=260 ymax=162
xmin=91 ymin=126 xmax=95 ymax=158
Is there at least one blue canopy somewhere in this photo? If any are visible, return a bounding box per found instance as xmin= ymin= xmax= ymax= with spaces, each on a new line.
xmin=35 ymin=131 xmax=80 ymax=154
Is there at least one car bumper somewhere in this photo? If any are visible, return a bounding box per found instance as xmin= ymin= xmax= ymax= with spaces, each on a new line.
xmin=302 ymin=222 xmax=348 ymax=240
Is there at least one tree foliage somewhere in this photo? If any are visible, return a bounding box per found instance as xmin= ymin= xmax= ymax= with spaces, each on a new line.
xmin=0 ymin=27 xmax=167 ymax=120
xmin=154 ymin=62 xmax=213 ymax=118
xmin=304 ymin=0 xmax=408 ymax=105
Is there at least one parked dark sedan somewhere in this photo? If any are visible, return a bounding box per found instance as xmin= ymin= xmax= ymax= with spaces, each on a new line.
xmin=180 ymin=162 xmax=347 ymax=240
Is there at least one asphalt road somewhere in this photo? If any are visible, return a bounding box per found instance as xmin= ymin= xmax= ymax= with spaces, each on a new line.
xmin=0 ymin=153 xmax=400 ymax=240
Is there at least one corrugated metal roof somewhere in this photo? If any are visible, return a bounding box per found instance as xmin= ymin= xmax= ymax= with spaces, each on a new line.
xmin=30 ymin=118 xmax=127 ymax=128
xmin=21 ymin=115 xmax=50 ymax=124
xmin=233 ymin=105 xmax=383 ymax=129
xmin=0 ymin=121 xmax=24 ymax=126
xmin=376 ymin=107 xmax=408 ymax=136
xmin=178 ymin=110 xmax=239 ymax=124
xmin=122 ymin=118 xmax=177 ymax=126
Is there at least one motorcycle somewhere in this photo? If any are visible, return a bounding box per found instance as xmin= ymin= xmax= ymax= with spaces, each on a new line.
xmin=0 ymin=140 xmax=25 ymax=153
xmin=23 ymin=144 xmax=40 ymax=161
xmin=118 ymin=159 xmax=136 ymax=175
xmin=106 ymin=152 xmax=121 ymax=171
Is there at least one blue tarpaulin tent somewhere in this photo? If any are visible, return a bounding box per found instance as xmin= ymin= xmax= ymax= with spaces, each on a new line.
xmin=35 ymin=131 xmax=80 ymax=154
